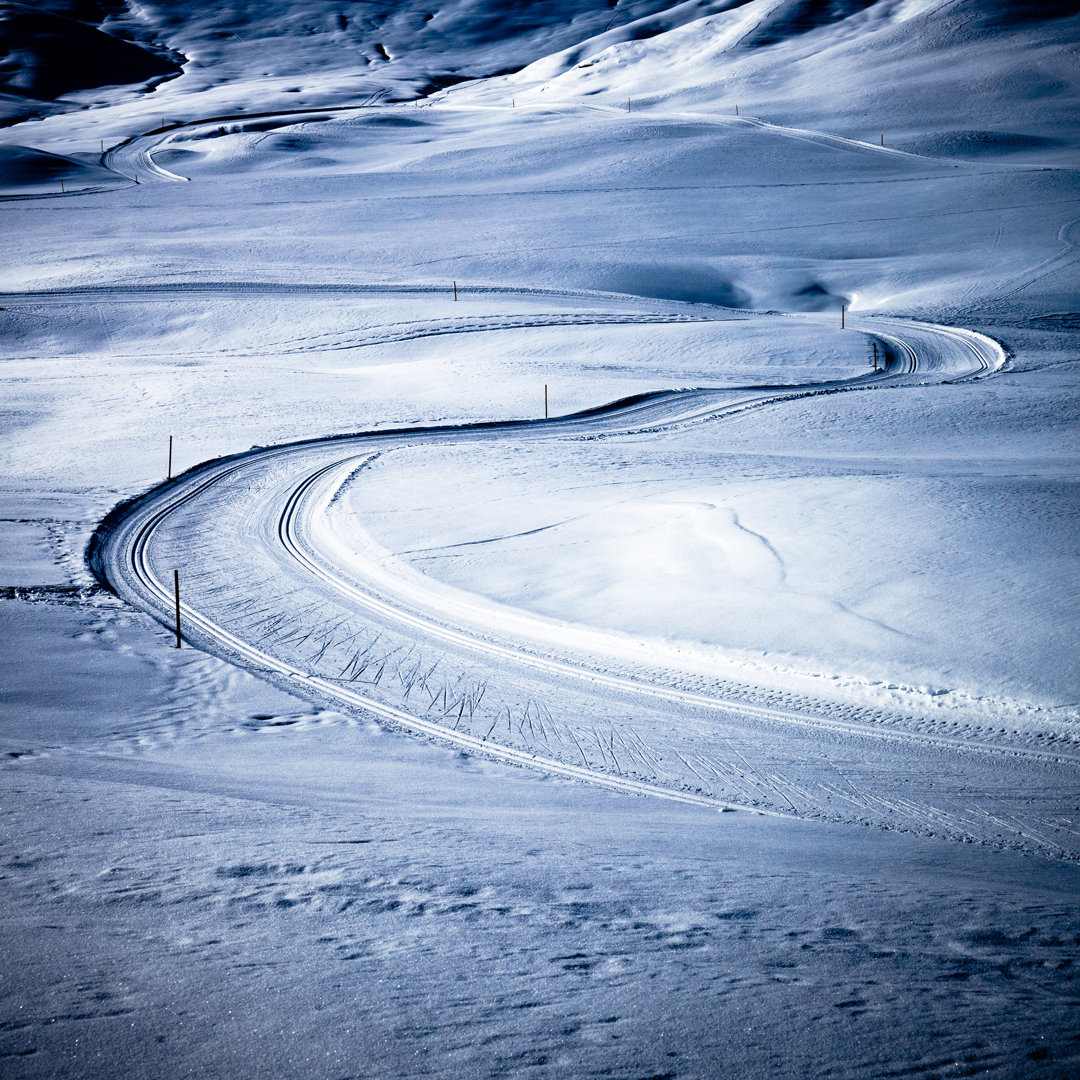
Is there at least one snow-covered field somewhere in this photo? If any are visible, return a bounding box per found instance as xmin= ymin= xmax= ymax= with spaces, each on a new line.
xmin=2 ymin=1 xmax=1079 ymax=1076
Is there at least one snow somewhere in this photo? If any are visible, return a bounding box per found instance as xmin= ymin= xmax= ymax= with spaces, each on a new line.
xmin=326 ymin=415 xmax=1080 ymax=714
xmin=2 ymin=1 xmax=1079 ymax=1076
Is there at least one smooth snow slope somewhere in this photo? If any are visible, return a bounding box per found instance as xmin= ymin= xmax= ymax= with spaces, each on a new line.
xmin=449 ymin=0 xmax=1080 ymax=163
xmin=2 ymin=2 xmax=1079 ymax=1078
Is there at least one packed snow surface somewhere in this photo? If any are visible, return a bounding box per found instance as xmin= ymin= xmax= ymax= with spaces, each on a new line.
xmin=2 ymin=1 xmax=1079 ymax=1077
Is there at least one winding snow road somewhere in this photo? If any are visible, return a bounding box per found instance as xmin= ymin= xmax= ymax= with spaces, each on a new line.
xmin=83 ymin=299 xmax=1080 ymax=860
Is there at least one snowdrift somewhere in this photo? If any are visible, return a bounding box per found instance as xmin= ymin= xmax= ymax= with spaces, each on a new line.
xmin=0 ymin=141 xmax=117 ymax=192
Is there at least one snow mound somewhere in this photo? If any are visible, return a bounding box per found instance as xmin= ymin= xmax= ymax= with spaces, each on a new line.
xmin=892 ymin=130 xmax=1067 ymax=160
xmin=604 ymin=263 xmax=753 ymax=308
xmin=0 ymin=142 xmax=116 ymax=192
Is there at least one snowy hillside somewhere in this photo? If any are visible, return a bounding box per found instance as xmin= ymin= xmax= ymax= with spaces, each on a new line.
xmin=454 ymin=0 xmax=1080 ymax=157
xmin=2 ymin=2 xmax=1079 ymax=1078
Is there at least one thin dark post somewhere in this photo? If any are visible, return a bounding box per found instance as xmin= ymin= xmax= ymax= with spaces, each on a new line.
xmin=167 ymin=435 xmax=173 ymax=479
xmin=453 ymin=280 xmax=458 ymax=301
xmin=735 ymin=104 xmax=739 ymax=116
xmin=173 ymin=570 xmax=182 ymax=649
xmin=627 ymin=98 xmax=631 ymax=113
xmin=512 ymin=98 xmax=515 ymax=108
xmin=60 ymin=178 xmax=65 ymax=193
xmin=872 ymin=341 xmax=878 ymax=370
xmin=100 ymin=139 xmax=104 ymax=154
xmin=880 ymin=133 xmax=884 ymax=146
xmin=544 ymin=384 xmax=548 ymax=419
xmin=841 ymin=304 xmax=845 ymax=329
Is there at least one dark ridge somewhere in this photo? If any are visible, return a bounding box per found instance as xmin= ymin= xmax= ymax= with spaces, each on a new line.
xmin=972 ymin=0 xmax=1080 ymax=27
xmin=0 ymin=6 xmax=181 ymax=101
xmin=412 ymin=72 xmax=474 ymax=97
xmin=568 ymin=389 xmax=682 ymax=418
xmin=740 ymin=0 xmax=877 ymax=49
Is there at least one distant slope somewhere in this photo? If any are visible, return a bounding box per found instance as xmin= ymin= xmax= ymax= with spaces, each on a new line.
xmin=4 ymin=0 xmax=1076 ymax=161
xmin=119 ymin=0 xmax=733 ymax=83
xmin=1 ymin=2 xmax=746 ymax=127
xmin=447 ymin=0 xmax=1080 ymax=163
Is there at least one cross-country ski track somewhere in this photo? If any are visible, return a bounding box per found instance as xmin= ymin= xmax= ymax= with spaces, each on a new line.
xmin=77 ymin=292 xmax=1080 ymax=862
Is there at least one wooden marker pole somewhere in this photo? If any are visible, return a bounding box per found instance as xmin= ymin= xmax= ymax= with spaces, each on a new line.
xmin=544 ymin=384 xmax=548 ymax=419
xmin=735 ymin=104 xmax=739 ymax=116
xmin=173 ymin=569 xmax=182 ymax=649
xmin=841 ymin=304 xmax=845 ymax=329
xmin=100 ymin=139 xmax=104 ymax=154
xmin=453 ymin=280 xmax=458 ymax=301
xmin=880 ymin=133 xmax=884 ymax=146
xmin=167 ymin=435 xmax=173 ymax=479
xmin=872 ymin=341 xmax=878 ymax=370
xmin=627 ymin=98 xmax=631 ymax=113
xmin=60 ymin=178 xmax=65 ymax=193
